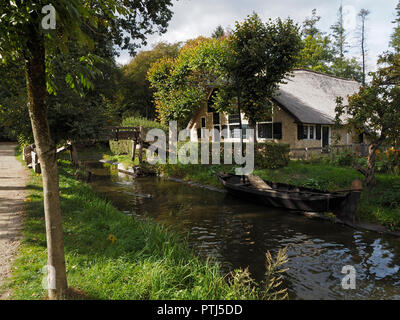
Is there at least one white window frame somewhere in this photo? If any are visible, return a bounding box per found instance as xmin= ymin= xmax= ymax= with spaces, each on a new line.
xmin=256 ymin=119 xmax=274 ymax=141
xmin=303 ymin=125 xmax=316 ymax=140
xmin=227 ymin=114 xmax=249 ymax=141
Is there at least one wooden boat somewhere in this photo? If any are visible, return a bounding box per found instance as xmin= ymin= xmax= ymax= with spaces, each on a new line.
xmin=216 ymin=172 xmax=362 ymax=223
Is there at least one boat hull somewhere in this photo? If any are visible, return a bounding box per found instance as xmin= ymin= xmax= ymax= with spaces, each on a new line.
xmin=216 ymin=172 xmax=361 ymax=222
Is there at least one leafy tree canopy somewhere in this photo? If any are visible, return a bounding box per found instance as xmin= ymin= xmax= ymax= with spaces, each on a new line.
xmin=115 ymin=42 xmax=181 ymax=120
xmin=391 ymin=1 xmax=400 ymax=52
xmin=335 ymin=53 xmax=400 ymax=185
xmin=148 ymin=14 xmax=302 ymax=130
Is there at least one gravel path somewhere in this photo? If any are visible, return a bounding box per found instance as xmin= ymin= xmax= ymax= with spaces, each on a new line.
xmin=0 ymin=143 xmax=28 ymax=299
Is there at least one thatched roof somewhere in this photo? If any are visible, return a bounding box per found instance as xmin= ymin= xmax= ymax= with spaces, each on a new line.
xmin=273 ymin=69 xmax=360 ymax=125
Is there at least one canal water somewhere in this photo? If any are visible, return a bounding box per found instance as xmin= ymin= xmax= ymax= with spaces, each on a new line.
xmin=87 ymin=161 xmax=400 ymax=300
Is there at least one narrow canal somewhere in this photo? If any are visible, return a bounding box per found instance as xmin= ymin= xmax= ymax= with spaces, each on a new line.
xmin=87 ymin=161 xmax=400 ymax=300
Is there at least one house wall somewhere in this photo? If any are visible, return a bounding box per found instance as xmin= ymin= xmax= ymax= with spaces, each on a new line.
xmin=188 ymin=103 xmax=359 ymax=149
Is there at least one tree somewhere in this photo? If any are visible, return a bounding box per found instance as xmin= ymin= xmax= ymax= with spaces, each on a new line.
xmin=212 ymin=25 xmax=225 ymax=39
xmin=335 ymin=53 xmax=400 ymax=186
xmin=330 ymin=4 xmax=348 ymax=59
xmin=148 ymin=13 xmax=302 ymax=138
xmin=1 ymin=30 xmax=119 ymax=145
xmin=0 ymin=0 xmax=174 ymax=299
xmin=330 ymin=57 xmax=363 ymax=82
xmin=222 ymin=14 xmax=302 ymax=141
xmin=297 ymin=9 xmax=334 ymax=73
xmin=329 ymin=4 xmax=363 ymax=82
xmin=358 ymin=9 xmax=370 ymax=85
xmin=116 ymin=42 xmax=181 ymax=120
xmin=148 ymin=37 xmax=229 ymax=127
xmin=391 ymin=1 xmax=400 ymax=52
xmin=302 ymin=9 xmax=321 ymax=38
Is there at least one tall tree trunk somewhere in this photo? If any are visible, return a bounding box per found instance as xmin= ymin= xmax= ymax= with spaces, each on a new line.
xmin=24 ymin=29 xmax=68 ymax=299
xmin=249 ymin=119 xmax=258 ymax=143
xmin=361 ymin=20 xmax=366 ymax=85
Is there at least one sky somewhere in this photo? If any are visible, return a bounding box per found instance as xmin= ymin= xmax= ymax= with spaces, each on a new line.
xmin=116 ymin=0 xmax=399 ymax=73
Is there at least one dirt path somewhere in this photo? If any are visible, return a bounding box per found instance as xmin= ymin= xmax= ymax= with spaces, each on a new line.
xmin=0 ymin=143 xmax=28 ymax=299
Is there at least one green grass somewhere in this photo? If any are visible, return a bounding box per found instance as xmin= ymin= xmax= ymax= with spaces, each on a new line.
xmin=7 ymin=158 xmax=287 ymax=300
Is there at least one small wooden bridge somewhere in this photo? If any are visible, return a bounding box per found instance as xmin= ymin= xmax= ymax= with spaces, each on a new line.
xmin=23 ymin=126 xmax=150 ymax=173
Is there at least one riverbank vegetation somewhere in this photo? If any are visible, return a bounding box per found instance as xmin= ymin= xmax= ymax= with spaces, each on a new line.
xmin=8 ymin=154 xmax=289 ymax=300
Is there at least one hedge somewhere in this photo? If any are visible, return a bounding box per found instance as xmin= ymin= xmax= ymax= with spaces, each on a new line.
xmin=110 ymin=140 xmax=289 ymax=170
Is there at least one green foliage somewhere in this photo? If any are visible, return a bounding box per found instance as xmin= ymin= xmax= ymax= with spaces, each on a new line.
xmin=109 ymin=116 xmax=167 ymax=156
xmin=0 ymin=0 xmax=176 ymax=142
xmin=254 ymin=143 xmax=290 ymax=169
xmin=223 ymin=13 xmax=302 ymax=126
xmin=0 ymin=39 xmax=117 ymax=144
xmin=329 ymin=57 xmax=363 ymax=83
xmin=296 ymin=34 xmax=334 ymax=73
xmin=296 ymin=8 xmax=362 ymax=82
xmin=148 ymin=13 xmax=302 ymax=128
xmin=329 ymin=149 xmax=359 ymax=167
xmin=391 ymin=1 xmax=400 ymax=52
xmin=148 ymin=37 xmax=229 ymax=127
xmin=330 ymin=5 xmax=348 ymax=58
xmin=302 ymin=9 xmax=321 ymax=38
xmin=115 ymin=42 xmax=181 ymax=120
xmin=375 ymin=148 xmax=400 ymax=175
xmin=335 ymin=52 xmax=400 ymax=185
xmin=336 ymin=53 xmax=400 ymax=145
xmin=297 ymin=9 xmax=334 ymax=73
xmin=9 ymin=160 xmax=289 ymax=299
xmin=121 ymin=116 xmax=168 ymax=131
xmin=211 ymin=25 xmax=226 ymax=39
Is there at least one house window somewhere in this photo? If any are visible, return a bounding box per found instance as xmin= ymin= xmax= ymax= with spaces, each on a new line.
xmin=227 ymin=113 xmax=249 ymax=139
xmin=228 ymin=123 xmax=249 ymax=139
xmin=258 ymin=123 xmax=273 ymax=139
xmin=228 ymin=114 xmax=240 ymax=124
xmin=201 ymin=117 xmax=206 ymax=128
xmin=303 ymin=125 xmax=316 ymax=140
xmin=212 ymin=112 xmax=220 ymax=125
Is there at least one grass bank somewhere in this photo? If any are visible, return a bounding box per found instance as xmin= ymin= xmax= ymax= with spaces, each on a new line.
xmin=101 ymin=150 xmax=400 ymax=231
xmin=8 ymin=157 xmax=287 ymax=300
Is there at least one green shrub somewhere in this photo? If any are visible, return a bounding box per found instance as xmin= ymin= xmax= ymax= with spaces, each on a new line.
xmin=121 ymin=116 xmax=167 ymax=131
xmin=109 ymin=139 xmax=132 ymax=155
xmin=254 ymin=143 xmax=290 ymax=169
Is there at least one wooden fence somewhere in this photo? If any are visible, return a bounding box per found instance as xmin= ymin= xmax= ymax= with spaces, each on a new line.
xmin=289 ymin=144 xmax=369 ymax=159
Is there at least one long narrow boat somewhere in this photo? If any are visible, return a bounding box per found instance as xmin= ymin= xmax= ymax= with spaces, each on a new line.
xmin=216 ymin=172 xmax=362 ymax=223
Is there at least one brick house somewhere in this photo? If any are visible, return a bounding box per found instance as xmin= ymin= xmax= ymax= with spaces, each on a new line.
xmin=186 ymin=69 xmax=363 ymax=151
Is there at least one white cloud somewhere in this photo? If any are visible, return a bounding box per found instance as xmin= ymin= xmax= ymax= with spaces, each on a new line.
xmin=116 ymin=0 xmax=399 ymax=73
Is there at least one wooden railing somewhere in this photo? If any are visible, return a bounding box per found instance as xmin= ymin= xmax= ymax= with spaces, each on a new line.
xmin=290 ymin=144 xmax=370 ymax=159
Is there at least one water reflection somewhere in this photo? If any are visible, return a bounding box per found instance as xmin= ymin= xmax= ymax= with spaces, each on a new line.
xmin=87 ymin=162 xmax=400 ymax=300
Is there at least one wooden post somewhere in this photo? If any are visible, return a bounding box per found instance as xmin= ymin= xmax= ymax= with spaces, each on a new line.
xmin=131 ymin=139 xmax=137 ymax=162
xmin=69 ymin=144 xmax=79 ymax=167
xmin=31 ymin=151 xmax=41 ymax=173
xmin=23 ymin=144 xmax=34 ymax=166
xmin=138 ymin=126 xmax=144 ymax=164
